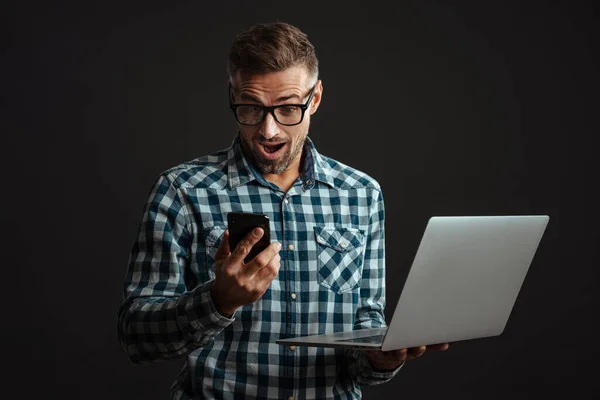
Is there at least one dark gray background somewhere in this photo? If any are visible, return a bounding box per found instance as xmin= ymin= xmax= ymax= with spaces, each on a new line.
xmin=2 ymin=1 xmax=598 ymax=398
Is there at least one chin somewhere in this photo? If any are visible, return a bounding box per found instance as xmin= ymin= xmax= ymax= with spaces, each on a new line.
xmin=257 ymin=162 xmax=287 ymax=175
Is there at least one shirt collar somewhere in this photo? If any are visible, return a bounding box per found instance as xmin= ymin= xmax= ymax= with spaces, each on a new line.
xmin=227 ymin=134 xmax=335 ymax=190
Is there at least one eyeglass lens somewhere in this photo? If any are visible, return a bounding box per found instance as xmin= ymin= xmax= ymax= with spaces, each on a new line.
xmin=236 ymin=105 xmax=303 ymax=125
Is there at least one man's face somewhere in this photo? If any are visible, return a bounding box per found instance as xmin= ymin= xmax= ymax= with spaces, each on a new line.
xmin=230 ymin=66 xmax=322 ymax=175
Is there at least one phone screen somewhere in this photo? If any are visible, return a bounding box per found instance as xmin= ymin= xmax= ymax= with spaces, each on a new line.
xmin=227 ymin=212 xmax=271 ymax=263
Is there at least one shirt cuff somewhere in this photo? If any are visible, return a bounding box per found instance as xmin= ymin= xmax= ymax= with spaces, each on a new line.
xmin=349 ymin=349 xmax=404 ymax=385
xmin=369 ymin=360 xmax=405 ymax=379
xmin=183 ymin=280 xmax=235 ymax=344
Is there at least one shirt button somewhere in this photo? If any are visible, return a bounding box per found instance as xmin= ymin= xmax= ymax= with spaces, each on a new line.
xmin=288 ymin=244 xmax=294 ymax=251
xmin=339 ymin=242 xmax=346 ymax=248
xmin=291 ymin=293 xmax=297 ymax=300
xmin=284 ymin=198 xmax=289 ymax=204
xmin=289 ymin=345 xmax=296 ymax=351
xmin=306 ymin=180 xmax=312 ymax=185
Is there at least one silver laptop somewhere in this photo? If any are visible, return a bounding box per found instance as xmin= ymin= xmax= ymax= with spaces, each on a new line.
xmin=277 ymin=215 xmax=549 ymax=351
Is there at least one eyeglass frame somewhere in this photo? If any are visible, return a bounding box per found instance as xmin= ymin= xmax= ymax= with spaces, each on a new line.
xmin=229 ymin=83 xmax=317 ymax=126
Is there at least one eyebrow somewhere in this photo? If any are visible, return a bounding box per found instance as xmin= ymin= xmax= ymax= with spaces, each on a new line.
xmin=239 ymin=92 xmax=302 ymax=103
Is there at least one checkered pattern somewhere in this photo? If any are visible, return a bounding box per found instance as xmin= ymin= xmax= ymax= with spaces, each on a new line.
xmin=118 ymin=135 xmax=401 ymax=399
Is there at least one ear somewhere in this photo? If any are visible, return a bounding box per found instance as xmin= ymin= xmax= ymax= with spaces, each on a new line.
xmin=309 ymin=80 xmax=323 ymax=115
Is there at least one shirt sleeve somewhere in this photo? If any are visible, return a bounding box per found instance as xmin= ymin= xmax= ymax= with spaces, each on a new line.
xmin=346 ymin=187 xmax=404 ymax=384
xmin=117 ymin=173 xmax=234 ymax=364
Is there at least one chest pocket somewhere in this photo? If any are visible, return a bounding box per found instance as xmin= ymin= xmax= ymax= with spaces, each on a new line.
xmin=314 ymin=226 xmax=366 ymax=294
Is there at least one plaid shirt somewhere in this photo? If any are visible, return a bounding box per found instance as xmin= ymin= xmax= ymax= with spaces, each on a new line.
xmin=118 ymin=135 xmax=401 ymax=399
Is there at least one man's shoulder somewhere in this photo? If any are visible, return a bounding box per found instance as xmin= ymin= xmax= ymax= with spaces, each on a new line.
xmin=160 ymin=147 xmax=230 ymax=190
xmin=318 ymin=153 xmax=382 ymax=192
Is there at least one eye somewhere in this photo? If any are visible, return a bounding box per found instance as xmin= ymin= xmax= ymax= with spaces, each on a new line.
xmin=247 ymin=106 xmax=263 ymax=113
xmin=237 ymin=105 xmax=263 ymax=115
xmin=279 ymin=106 xmax=299 ymax=114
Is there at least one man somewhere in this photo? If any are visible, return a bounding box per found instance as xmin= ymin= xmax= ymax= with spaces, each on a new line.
xmin=118 ymin=22 xmax=448 ymax=399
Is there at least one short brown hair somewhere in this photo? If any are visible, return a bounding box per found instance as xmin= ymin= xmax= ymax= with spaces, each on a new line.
xmin=228 ymin=22 xmax=319 ymax=84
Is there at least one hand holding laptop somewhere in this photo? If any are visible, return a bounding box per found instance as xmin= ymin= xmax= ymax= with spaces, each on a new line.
xmin=361 ymin=343 xmax=450 ymax=370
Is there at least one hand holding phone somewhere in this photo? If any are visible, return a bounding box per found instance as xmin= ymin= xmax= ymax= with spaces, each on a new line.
xmin=227 ymin=212 xmax=271 ymax=264
xmin=212 ymin=213 xmax=280 ymax=316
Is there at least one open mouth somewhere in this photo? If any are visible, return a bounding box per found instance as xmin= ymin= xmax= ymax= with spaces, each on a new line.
xmin=262 ymin=142 xmax=285 ymax=154
xmin=256 ymin=141 xmax=287 ymax=160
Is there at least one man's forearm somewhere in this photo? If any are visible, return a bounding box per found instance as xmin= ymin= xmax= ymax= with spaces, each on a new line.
xmin=118 ymin=281 xmax=234 ymax=364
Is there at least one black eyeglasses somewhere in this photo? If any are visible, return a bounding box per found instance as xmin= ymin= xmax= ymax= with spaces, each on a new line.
xmin=229 ymin=84 xmax=317 ymax=126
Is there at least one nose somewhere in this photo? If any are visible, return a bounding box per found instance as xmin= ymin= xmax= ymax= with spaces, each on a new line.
xmin=258 ymin=111 xmax=279 ymax=140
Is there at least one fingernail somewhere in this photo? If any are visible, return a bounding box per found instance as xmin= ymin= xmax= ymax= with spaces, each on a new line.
xmin=253 ymin=227 xmax=262 ymax=236
xmin=276 ymin=242 xmax=281 ymax=250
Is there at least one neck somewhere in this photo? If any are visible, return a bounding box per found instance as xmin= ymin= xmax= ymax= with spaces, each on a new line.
xmin=263 ymin=158 xmax=302 ymax=192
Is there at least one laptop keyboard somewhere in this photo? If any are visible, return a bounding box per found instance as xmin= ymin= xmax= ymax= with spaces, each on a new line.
xmin=336 ymin=334 xmax=386 ymax=344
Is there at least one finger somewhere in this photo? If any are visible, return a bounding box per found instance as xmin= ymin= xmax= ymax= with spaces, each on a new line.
xmin=397 ymin=348 xmax=408 ymax=361
xmin=361 ymin=349 xmax=405 ymax=368
xmin=247 ymin=242 xmax=282 ymax=275
xmin=230 ymin=227 xmax=265 ymax=264
xmin=407 ymin=345 xmax=426 ymax=358
xmin=380 ymin=349 xmax=406 ymax=360
xmin=428 ymin=343 xmax=450 ymax=352
xmin=214 ymin=229 xmax=232 ymax=260
xmin=254 ymin=252 xmax=281 ymax=283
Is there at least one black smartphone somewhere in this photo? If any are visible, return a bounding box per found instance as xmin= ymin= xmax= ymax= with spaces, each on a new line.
xmin=227 ymin=212 xmax=271 ymax=264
